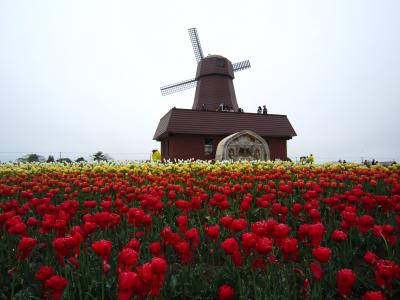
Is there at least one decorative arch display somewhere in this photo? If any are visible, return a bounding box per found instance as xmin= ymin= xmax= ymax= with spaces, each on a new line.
xmin=215 ymin=130 xmax=270 ymax=161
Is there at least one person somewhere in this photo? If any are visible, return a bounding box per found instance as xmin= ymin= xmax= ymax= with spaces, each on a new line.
xmin=218 ymin=103 xmax=224 ymax=112
xmin=201 ymin=104 xmax=206 ymax=111
xmin=262 ymin=105 xmax=268 ymax=114
xmin=257 ymin=106 xmax=262 ymax=114
xmin=237 ymin=108 xmax=244 ymax=113
xmin=151 ymin=149 xmax=161 ymax=161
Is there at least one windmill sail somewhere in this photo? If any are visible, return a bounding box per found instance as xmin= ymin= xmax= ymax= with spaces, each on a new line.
xmin=160 ymin=78 xmax=197 ymax=96
xmin=188 ymin=28 xmax=204 ymax=63
xmin=232 ymin=60 xmax=251 ymax=72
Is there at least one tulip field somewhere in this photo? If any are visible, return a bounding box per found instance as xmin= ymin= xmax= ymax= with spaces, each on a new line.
xmin=0 ymin=161 xmax=399 ymax=299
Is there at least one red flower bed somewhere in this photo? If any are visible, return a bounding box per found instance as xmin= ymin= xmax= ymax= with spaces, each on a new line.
xmin=0 ymin=162 xmax=399 ymax=299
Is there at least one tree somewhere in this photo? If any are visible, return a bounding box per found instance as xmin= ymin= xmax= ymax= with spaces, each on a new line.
xmin=47 ymin=155 xmax=55 ymax=163
xmin=75 ymin=157 xmax=86 ymax=162
xmin=57 ymin=158 xmax=72 ymax=163
xmin=91 ymin=151 xmax=111 ymax=162
xmin=17 ymin=153 xmax=45 ymax=163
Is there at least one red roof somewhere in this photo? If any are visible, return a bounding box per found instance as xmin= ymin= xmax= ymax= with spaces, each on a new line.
xmin=153 ymin=108 xmax=296 ymax=140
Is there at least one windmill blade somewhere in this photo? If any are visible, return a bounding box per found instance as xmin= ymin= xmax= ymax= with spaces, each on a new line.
xmin=188 ymin=28 xmax=204 ymax=63
xmin=233 ymin=60 xmax=251 ymax=72
xmin=160 ymin=78 xmax=197 ymax=96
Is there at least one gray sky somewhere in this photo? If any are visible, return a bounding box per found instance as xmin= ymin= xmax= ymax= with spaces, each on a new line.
xmin=1 ymin=0 xmax=399 ymax=163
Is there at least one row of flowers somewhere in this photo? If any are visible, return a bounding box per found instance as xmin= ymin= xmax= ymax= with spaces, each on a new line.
xmin=0 ymin=161 xmax=399 ymax=299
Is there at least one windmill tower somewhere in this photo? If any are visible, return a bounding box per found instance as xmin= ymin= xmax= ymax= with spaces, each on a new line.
xmin=160 ymin=28 xmax=251 ymax=111
xmin=153 ymin=28 xmax=296 ymax=161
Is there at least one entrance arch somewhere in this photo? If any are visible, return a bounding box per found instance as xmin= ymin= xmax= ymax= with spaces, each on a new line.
xmin=215 ymin=130 xmax=270 ymax=161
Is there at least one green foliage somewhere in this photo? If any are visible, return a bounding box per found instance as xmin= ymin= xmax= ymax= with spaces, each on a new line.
xmin=91 ymin=151 xmax=111 ymax=162
xmin=17 ymin=154 xmax=45 ymax=163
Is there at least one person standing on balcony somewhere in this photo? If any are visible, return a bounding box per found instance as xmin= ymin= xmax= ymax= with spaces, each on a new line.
xmin=263 ymin=105 xmax=268 ymax=114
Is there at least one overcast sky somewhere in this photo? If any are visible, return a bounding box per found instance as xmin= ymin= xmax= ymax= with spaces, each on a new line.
xmin=1 ymin=0 xmax=399 ymax=163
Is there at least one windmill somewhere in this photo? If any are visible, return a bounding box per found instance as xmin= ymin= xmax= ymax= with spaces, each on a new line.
xmin=160 ymin=28 xmax=251 ymax=111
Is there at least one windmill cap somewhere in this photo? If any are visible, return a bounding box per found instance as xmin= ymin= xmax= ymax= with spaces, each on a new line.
xmin=205 ymin=54 xmax=229 ymax=59
xmin=196 ymin=55 xmax=234 ymax=80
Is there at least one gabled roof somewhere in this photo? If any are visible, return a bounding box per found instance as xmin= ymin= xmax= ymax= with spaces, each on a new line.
xmin=153 ymin=108 xmax=296 ymax=140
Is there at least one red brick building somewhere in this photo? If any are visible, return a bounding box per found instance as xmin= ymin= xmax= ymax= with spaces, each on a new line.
xmin=153 ymin=107 xmax=296 ymax=161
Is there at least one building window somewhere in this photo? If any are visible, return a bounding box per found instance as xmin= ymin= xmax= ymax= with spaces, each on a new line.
xmin=204 ymin=138 xmax=213 ymax=155
xmin=215 ymin=58 xmax=225 ymax=67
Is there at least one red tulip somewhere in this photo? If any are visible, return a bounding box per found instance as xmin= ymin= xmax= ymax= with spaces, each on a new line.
xmin=125 ymin=238 xmax=141 ymax=251
xmin=118 ymin=271 xmax=142 ymax=300
xmin=255 ymin=237 xmax=273 ymax=255
xmin=281 ymin=237 xmax=298 ymax=261
xmin=149 ymin=242 xmax=162 ymax=256
xmin=310 ymin=262 xmax=324 ymax=281
xmin=7 ymin=221 xmax=27 ymax=236
xmin=297 ymin=224 xmax=310 ymax=241
xmin=309 ymin=223 xmax=325 ymax=246
xmin=151 ymin=257 xmax=167 ymax=275
xmin=240 ymin=200 xmax=251 ymax=211
xmin=362 ymin=291 xmax=387 ymax=300
xmin=292 ymin=202 xmax=303 ymax=217
xmin=136 ymin=262 xmax=154 ymax=286
xmin=220 ymin=216 xmax=233 ymax=228
xmin=230 ymin=218 xmax=248 ymax=233
xmin=118 ymin=248 xmax=139 ymax=272
xmin=221 ymin=238 xmax=239 ymax=255
xmin=175 ymin=200 xmax=190 ymax=210
xmin=17 ymin=236 xmax=37 ymax=260
xmin=44 ymin=275 xmax=68 ymax=300
xmin=168 ymin=190 xmax=176 ymax=200
xmin=251 ymin=219 xmax=277 ymax=238
xmin=177 ymin=215 xmax=188 ymax=233
xmin=218 ymin=284 xmax=234 ymax=300
xmin=92 ymin=240 xmax=112 ymax=263
xmin=331 ymin=229 xmax=347 ymax=242
xmin=205 ymin=224 xmax=220 ymax=241
xmin=35 ymin=266 xmax=54 ymax=282
xmin=375 ymin=259 xmax=397 ymax=291
xmin=336 ymin=269 xmax=356 ymax=297
xmin=312 ymin=246 xmax=332 ymax=263
xmin=341 ymin=207 xmax=358 ymax=230
xmin=232 ymin=250 xmax=244 ymax=266
xmin=357 ymin=215 xmax=374 ymax=234
xmin=185 ymin=228 xmax=200 ymax=249
xmin=241 ymin=232 xmax=257 ymax=254
xmin=175 ymin=240 xmax=190 ymax=254
xmin=308 ymin=208 xmax=321 ymax=223
xmin=273 ymin=223 xmax=291 ymax=239
xmin=175 ymin=241 xmax=193 ymax=263
xmin=363 ymin=251 xmax=378 ymax=266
